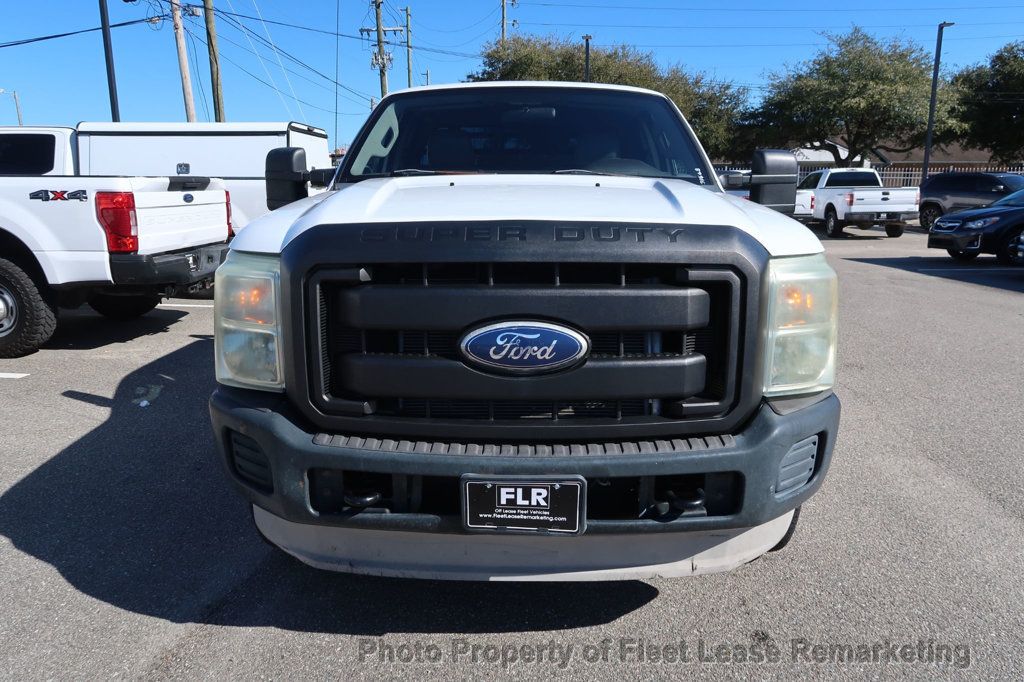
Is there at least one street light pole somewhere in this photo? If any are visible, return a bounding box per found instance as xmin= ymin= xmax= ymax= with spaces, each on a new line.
xmin=922 ymin=21 xmax=954 ymax=185
xmin=98 ymin=0 xmax=120 ymax=121
xmin=0 ymin=90 xmax=23 ymax=125
xmin=583 ymin=34 xmax=592 ymax=82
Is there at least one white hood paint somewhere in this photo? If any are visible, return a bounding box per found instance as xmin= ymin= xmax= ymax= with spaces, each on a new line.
xmin=231 ymin=175 xmax=823 ymax=258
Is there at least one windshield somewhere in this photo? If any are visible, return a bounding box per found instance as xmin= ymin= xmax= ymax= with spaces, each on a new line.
xmin=340 ymin=87 xmax=715 ymax=186
xmin=992 ymin=188 xmax=1024 ymax=207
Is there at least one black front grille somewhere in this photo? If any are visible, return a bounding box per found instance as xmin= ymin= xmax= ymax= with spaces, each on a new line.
xmin=307 ymin=260 xmax=742 ymax=436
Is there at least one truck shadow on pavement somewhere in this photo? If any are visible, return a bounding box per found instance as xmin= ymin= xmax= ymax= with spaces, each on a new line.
xmin=45 ymin=307 xmax=189 ymax=351
xmin=850 ymin=256 xmax=1024 ymax=294
xmin=0 ymin=338 xmax=657 ymax=634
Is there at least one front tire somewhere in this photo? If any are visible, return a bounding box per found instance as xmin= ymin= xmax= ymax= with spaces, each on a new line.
xmin=0 ymin=257 xmax=57 ymax=358
xmin=947 ymin=249 xmax=979 ymax=262
xmin=885 ymin=224 xmax=905 ymax=238
xmin=823 ymin=208 xmax=844 ymax=239
xmin=919 ymin=204 xmax=942 ymax=230
xmin=996 ymin=228 xmax=1024 ymax=265
xmin=88 ymin=293 xmax=161 ymax=320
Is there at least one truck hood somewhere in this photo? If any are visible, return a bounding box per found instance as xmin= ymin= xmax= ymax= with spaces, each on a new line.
xmin=232 ymin=174 xmax=823 ymax=257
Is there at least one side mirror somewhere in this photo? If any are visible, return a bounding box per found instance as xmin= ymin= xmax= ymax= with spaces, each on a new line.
xmin=749 ymin=149 xmax=799 ymax=214
xmin=993 ymin=184 xmax=1006 ymax=193
xmin=308 ymin=167 xmax=335 ymax=189
xmin=266 ymin=147 xmax=309 ymax=210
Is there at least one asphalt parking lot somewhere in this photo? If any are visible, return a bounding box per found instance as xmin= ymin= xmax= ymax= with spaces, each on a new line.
xmin=1 ymin=228 xmax=1022 ymax=679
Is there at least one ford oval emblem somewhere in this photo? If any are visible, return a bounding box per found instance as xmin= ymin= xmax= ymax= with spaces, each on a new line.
xmin=459 ymin=321 xmax=590 ymax=375
xmin=183 ymin=193 xmax=194 ymax=203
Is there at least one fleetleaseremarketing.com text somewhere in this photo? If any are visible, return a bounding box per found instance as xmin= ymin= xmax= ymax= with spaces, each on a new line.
xmin=358 ymin=637 xmax=971 ymax=669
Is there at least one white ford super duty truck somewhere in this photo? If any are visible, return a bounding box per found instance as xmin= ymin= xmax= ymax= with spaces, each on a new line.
xmin=0 ymin=127 xmax=232 ymax=357
xmin=793 ymin=167 xmax=919 ymax=239
xmin=209 ymin=82 xmax=841 ymax=581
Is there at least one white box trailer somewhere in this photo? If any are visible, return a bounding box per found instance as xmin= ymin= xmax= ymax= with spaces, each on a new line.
xmin=75 ymin=121 xmax=332 ymax=230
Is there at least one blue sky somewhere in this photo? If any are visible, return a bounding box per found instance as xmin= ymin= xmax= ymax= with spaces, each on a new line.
xmin=2 ymin=0 xmax=1023 ymax=149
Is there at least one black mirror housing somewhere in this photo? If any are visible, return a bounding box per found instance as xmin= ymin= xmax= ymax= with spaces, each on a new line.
xmin=748 ymin=149 xmax=799 ymax=214
xmin=266 ymin=147 xmax=309 ymax=211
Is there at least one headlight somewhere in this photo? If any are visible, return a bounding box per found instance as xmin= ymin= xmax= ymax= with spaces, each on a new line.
xmin=963 ymin=217 xmax=1000 ymax=229
xmin=214 ymin=251 xmax=284 ymax=391
xmin=763 ymin=253 xmax=838 ymax=397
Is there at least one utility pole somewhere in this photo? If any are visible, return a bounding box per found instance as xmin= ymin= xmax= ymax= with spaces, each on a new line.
xmin=922 ymin=22 xmax=954 ymax=184
xmin=423 ymin=68 xmax=430 ymax=86
xmin=501 ymin=0 xmax=518 ymax=45
xmin=583 ymin=34 xmax=592 ymax=82
xmin=98 ymin=0 xmax=120 ymax=121
xmin=360 ymin=0 xmax=403 ymax=98
xmin=374 ymin=0 xmax=388 ymax=97
xmin=405 ymin=6 xmax=412 ymax=89
xmin=170 ymin=0 xmax=197 ymax=121
xmin=0 ymin=90 xmax=23 ymax=126
xmin=202 ymin=0 xmax=225 ymax=121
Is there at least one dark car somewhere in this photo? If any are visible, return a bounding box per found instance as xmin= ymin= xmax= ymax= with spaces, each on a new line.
xmin=919 ymin=172 xmax=1024 ymax=229
xmin=927 ymin=188 xmax=1024 ymax=263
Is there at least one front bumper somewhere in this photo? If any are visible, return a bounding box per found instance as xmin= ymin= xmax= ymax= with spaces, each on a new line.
xmin=211 ymin=386 xmax=839 ymax=528
xmin=109 ymin=242 xmax=229 ymax=289
xmin=928 ymin=231 xmax=982 ymax=251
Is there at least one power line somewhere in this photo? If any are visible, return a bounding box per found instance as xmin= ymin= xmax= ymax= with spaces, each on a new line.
xmin=599 ymin=33 xmax=1024 ymax=49
xmin=411 ymin=21 xmax=503 ymax=50
xmin=519 ymin=20 xmax=1024 ymax=30
xmin=334 ymin=0 xmax=341 ymax=148
xmin=0 ymin=16 xmax=164 ymax=49
xmin=221 ymin=0 xmax=292 ymax=117
xmin=188 ymin=13 xmax=366 ymax=108
xmin=184 ymin=24 xmax=366 ymax=115
xmin=248 ymin=0 xmax=305 ymax=121
xmin=193 ymin=5 xmax=481 ymax=58
xmin=185 ymin=26 xmax=211 ymax=120
xmin=520 ymin=1 xmax=1024 ymax=12
xmin=213 ymin=8 xmax=378 ymax=97
xmin=414 ymin=6 xmax=499 ymax=33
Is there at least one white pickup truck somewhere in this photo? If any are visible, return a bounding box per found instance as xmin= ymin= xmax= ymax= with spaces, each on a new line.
xmin=0 ymin=127 xmax=232 ymax=357
xmin=209 ymin=82 xmax=841 ymax=581
xmin=794 ymin=167 xmax=918 ymax=238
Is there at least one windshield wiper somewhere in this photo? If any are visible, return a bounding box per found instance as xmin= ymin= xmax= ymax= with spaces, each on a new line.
xmin=551 ymin=168 xmax=611 ymax=176
xmin=390 ymin=169 xmax=444 ymax=176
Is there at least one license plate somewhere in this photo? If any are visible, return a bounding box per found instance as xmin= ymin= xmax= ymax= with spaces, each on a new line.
xmin=461 ymin=475 xmax=586 ymax=535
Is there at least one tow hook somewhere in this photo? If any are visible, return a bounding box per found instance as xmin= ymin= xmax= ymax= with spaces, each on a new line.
xmin=344 ymin=491 xmax=383 ymax=508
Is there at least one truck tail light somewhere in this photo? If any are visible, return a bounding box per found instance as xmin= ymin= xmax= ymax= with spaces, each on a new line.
xmin=844 ymin=193 xmax=854 ymax=207
xmin=915 ymin=188 xmax=920 ymax=206
xmin=810 ymin=195 xmax=815 ymax=211
xmin=226 ymin=190 xmax=234 ymax=238
xmin=95 ymin=191 xmax=138 ymax=253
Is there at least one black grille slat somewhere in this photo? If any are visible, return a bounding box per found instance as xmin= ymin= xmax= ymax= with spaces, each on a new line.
xmin=332 ymin=285 xmax=709 ymax=332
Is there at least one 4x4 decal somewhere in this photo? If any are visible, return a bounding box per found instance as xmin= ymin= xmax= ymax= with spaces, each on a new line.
xmin=29 ymin=189 xmax=87 ymax=202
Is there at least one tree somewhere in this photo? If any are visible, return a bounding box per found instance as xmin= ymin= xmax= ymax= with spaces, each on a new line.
xmin=749 ymin=28 xmax=959 ymax=166
xmin=468 ymin=35 xmax=749 ymax=160
xmin=956 ymin=42 xmax=1024 ymax=163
